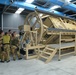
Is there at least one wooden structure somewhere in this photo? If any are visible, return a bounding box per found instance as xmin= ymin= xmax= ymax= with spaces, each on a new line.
xmin=46 ymin=28 xmax=76 ymax=61
xmin=38 ymin=46 xmax=57 ymax=63
xmin=19 ymin=25 xmax=45 ymax=59
xmin=19 ymin=10 xmax=76 ymax=63
xmin=24 ymin=45 xmax=45 ymax=59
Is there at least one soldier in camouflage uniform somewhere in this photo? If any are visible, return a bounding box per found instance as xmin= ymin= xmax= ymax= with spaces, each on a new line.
xmin=3 ymin=32 xmax=10 ymax=62
xmin=0 ymin=33 xmax=2 ymax=60
xmin=0 ymin=30 xmax=6 ymax=62
xmin=11 ymin=31 xmax=22 ymax=60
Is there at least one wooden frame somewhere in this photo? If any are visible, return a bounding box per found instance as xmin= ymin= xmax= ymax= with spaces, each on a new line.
xmin=19 ymin=11 xmax=76 ymax=62
xmin=24 ymin=45 xmax=45 ymax=59
xmin=47 ymin=29 xmax=76 ymax=61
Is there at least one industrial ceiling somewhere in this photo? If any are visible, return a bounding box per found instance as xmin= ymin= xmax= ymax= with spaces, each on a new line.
xmin=0 ymin=0 xmax=76 ymax=19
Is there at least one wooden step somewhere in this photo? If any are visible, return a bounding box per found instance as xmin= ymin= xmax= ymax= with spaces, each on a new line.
xmin=45 ymin=50 xmax=57 ymax=63
xmin=38 ymin=47 xmax=57 ymax=63
xmin=45 ymin=47 xmax=55 ymax=51
xmin=40 ymin=55 xmax=48 ymax=59
xmin=43 ymin=52 xmax=51 ymax=55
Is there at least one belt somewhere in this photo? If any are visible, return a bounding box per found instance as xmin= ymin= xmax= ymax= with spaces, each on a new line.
xmin=3 ymin=43 xmax=10 ymax=45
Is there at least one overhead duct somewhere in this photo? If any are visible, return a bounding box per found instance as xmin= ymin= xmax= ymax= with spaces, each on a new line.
xmin=49 ymin=0 xmax=76 ymax=12
xmin=12 ymin=1 xmax=75 ymax=19
xmin=0 ymin=0 xmax=75 ymax=20
xmin=33 ymin=0 xmax=52 ymax=8
xmin=59 ymin=0 xmax=71 ymax=4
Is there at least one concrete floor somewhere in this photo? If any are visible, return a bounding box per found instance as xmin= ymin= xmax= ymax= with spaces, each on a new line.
xmin=0 ymin=54 xmax=76 ymax=75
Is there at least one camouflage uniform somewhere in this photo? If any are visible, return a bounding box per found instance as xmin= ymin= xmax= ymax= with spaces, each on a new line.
xmin=0 ymin=35 xmax=2 ymax=60
xmin=11 ymin=37 xmax=21 ymax=60
xmin=3 ymin=34 xmax=10 ymax=62
xmin=0 ymin=35 xmax=7 ymax=62
xmin=3 ymin=45 xmax=10 ymax=61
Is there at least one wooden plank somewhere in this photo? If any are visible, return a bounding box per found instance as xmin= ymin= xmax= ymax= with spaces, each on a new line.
xmin=64 ymin=23 xmax=76 ymax=30
xmin=61 ymin=39 xmax=75 ymax=41
xmin=41 ymin=15 xmax=49 ymax=19
xmin=59 ymin=32 xmax=61 ymax=61
xmin=27 ymin=55 xmax=37 ymax=59
xmin=26 ymin=48 xmax=28 ymax=59
xmin=40 ymin=55 xmax=48 ymax=59
xmin=43 ymin=52 xmax=51 ymax=55
xmin=60 ymin=52 xmax=74 ymax=56
xmin=48 ymin=42 xmax=75 ymax=49
xmin=45 ymin=49 xmax=57 ymax=63
xmin=24 ymin=45 xmax=45 ymax=50
xmin=49 ymin=17 xmax=65 ymax=29
xmin=75 ymin=34 xmax=76 ymax=55
xmin=45 ymin=47 xmax=55 ymax=51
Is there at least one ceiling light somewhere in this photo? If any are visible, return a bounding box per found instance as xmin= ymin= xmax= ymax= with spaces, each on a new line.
xmin=59 ymin=0 xmax=71 ymax=3
xmin=50 ymin=5 xmax=61 ymax=10
xmin=67 ymin=0 xmax=72 ymax=3
xmin=67 ymin=0 xmax=71 ymax=2
xmin=15 ymin=8 xmax=24 ymax=14
xmin=26 ymin=0 xmax=34 ymax=3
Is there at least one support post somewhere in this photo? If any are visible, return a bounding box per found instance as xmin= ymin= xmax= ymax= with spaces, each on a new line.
xmin=75 ymin=34 xmax=76 ymax=55
xmin=58 ymin=32 xmax=61 ymax=61
xmin=36 ymin=31 xmax=37 ymax=45
xmin=1 ymin=14 xmax=3 ymax=30
xmin=26 ymin=47 xmax=28 ymax=59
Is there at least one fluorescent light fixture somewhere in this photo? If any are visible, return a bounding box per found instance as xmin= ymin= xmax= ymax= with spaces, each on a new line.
xmin=59 ymin=0 xmax=71 ymax=2
xmin=15 ymin=8 xmax=24 ymax=14
xmin=50 ymin=5 xmax=61 ymax=10
xmin=26 ymin=0 xmax=34 ymax=3
xmin=67 ymin=0 xmax=71 ymax=2
xmin=59 ymin=0 xmax=71 ymax=3
xmin=67 ymin=0 xmax=72 ymax=3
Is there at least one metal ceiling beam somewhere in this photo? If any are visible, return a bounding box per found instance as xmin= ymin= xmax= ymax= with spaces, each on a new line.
xmin=0 ymin=0 xmax=75 ymax=20
xmin=68 ymin=14 xmax=76 ymax=17
xmin=13 ymin=2 xmax=65 ymax=16
xmin=63 ymin=0 xmax=76 ymax=13
xmin=72 ymin=1 xmax=76 ymax=4
xmin=0 ymin=0 xmax=15 ymax=13
xmin=12 ymin=1 xmax=75 ymax=20
xmin=0 ymin=1 xmax=64 ymax=16
xmin=63 ymin=10 xmax=70 ymax=13
xmin=49 ymin=0 xmax=76 ymax=12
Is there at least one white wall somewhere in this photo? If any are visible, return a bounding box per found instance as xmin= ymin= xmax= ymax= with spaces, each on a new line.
xmin=3 ymin=13 xmax=26 ymax=32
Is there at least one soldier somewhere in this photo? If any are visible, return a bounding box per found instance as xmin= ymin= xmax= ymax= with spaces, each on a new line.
xmin=3 ymin=32 xmax=10 ymax=62
xmin=8 ymin=29 xmax=12 ymax=36
xmin=0 ymin=30 xmax=5 ymax=62
xmin=11 ymin=31 xmax=22 ymax=61
xmin=0 ymin=31 xmax=8 ymax=63
xmin=0 ymin=31 xmax=3 ymax=60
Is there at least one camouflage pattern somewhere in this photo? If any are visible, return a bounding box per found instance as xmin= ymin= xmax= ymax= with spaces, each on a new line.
xmin=11 ymin=45 xmax=21 ymax=60
xmin=4 ymin=45 xmax=10 ymax=61
xmin=0 ymin=35 xmax=3 ymax=61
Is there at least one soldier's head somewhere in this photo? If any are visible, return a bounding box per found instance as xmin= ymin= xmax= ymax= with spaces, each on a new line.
xmin=5 ymin=32 xmax=8 ymax=35
xmin=8 ymin=29 xmax=11 ymax=33
xmin=8 ymin=29 xmax=12 ymax=35
xmin=12 ymin=31 xmax=16 ymax=37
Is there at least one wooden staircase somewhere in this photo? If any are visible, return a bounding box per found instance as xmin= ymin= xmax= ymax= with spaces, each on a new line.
xmin=38 ymin=46 xmax=57 ymax=63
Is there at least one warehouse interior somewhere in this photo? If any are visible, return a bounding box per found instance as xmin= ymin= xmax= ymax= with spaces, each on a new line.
xmin=0 ymin=0 xmax=76 ymax=75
